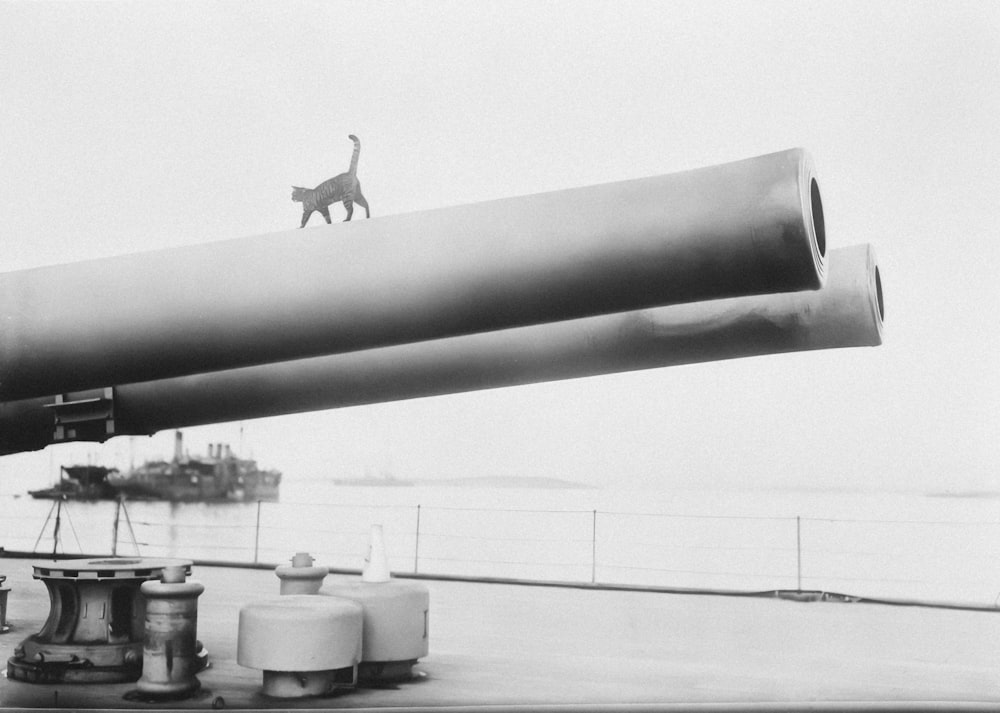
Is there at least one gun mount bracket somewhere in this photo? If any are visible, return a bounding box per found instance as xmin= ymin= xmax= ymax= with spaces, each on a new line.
xmin=42 ymin=387 xmax=116 ymax=443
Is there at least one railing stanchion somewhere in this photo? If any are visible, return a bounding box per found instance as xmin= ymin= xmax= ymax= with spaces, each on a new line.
xmin=591 ymin=509 xmax=597 ymax=584
xmin=414 ymin=504 xmax=422 ymax=574
xmin=52 ymin=498 xmax=64 ymax=557
xmin=254 ymin=500 xmax=262 ymax=564
xmin=112 ymin=499 xmax=121 ymax=556
xmin=796 ymin=515 xmax=802 ymax=591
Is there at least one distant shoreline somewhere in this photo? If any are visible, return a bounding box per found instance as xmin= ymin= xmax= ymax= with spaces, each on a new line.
xmin=331 ymin=475 xmax=593 ymax=489
xmin=924 ymin=489 xmax=1000 ymax=500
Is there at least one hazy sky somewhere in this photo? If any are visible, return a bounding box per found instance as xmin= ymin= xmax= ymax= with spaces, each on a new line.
xmin=2 ymin=1 xmax=999 ymax=493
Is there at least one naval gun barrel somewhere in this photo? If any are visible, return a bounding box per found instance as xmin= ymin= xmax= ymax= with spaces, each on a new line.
xmin=0 ymin=148 xmax=825 ymax=402
xmin=0 ymin=245 xmax=880 ymax=455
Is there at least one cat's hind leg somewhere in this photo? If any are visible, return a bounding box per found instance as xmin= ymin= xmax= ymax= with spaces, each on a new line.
xmin=342 ymin=199 xmax=354 ymax=222
xmin=319 ymin=206 xmax=332 ymax=224
xmin=354 ymin=188 xmax=370 ymax=218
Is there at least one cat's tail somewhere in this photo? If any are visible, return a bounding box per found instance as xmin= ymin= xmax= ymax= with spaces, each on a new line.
xmin=348 ymin=134 xmax=361 ymax=176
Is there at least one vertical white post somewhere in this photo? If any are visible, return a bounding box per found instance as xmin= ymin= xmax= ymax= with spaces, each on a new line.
xmin=796 ymin=516 xmax=802 ymax=591
xmin=363 ymin=524 xmax=390 ymax=582
xmin=591 ymin=510 xmax=598 ymax=584
xmin=254 ymin=500 xmax=262 ymax=564
xmin=414 ymin=505 xmax=421 ymax=574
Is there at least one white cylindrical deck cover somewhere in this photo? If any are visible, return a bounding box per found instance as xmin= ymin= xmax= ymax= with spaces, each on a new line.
xmin=237 ymin=595 xmax=362 ymax=672
xmin=322 ymin=579 xmax=430 ymax=662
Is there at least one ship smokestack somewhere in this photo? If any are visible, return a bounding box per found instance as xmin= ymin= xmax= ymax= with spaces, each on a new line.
xmin=174 ymin=431 xmax=184 ymax=463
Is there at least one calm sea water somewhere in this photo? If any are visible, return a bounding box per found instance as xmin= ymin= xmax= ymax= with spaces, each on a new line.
xmin=2 ymin=480 xmax=998 ymax=608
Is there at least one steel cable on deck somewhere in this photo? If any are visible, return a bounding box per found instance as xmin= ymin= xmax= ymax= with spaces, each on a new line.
xmin=255 ymin=523 xmax=372 ymax=535
xmin=131 ymin=519 xmax=257 ymax=529
xmin=621 ymin=540 xmax=797 ymax=553
xmin=418 ymin=555 xmax=593 ymax=567
xmin=802 ymin=516 xmax=1000 ymax=526
xmin=263 ymin=499 xmax=416 ymax=510
xmin=600 ymin=510 xmax=797 ymax=521
xmin=418 ymin=531 xmax=591 ymax=543
xmin=422 ymin=505 xmax=593 ymax=514
xmin=140 ymin=541 xmax=256 ymax=553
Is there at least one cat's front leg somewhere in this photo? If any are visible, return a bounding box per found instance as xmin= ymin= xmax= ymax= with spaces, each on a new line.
xmin=300 ymin=209 xmax=314 ymax=228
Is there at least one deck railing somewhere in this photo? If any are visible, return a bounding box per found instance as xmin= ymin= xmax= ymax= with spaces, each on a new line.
xmin=3 ymin=495 xmax=999 ymax=610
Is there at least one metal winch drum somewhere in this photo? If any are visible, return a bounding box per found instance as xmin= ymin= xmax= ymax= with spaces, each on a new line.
xmin=6 ymin=557 xmax=195 ymax=684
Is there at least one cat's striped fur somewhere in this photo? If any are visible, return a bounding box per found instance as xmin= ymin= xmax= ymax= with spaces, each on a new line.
xmin=292 ymin=134 xmax=370 ymax=227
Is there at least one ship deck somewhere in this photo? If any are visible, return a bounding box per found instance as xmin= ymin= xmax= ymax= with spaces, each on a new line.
xmin=1 ymin=556 xmax=999 ymax=711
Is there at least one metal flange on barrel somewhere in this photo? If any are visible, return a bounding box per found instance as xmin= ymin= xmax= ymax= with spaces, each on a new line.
xmin=6 ymin=557 xmax=192 ymax=684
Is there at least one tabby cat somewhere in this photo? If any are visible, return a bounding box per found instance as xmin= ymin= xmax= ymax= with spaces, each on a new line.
xmin=292 ymin=134 xmax=370 ymax=227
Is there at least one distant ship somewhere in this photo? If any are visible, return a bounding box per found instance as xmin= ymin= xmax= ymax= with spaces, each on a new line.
xmin=29 ymin=431 xmax=281 ymax=503
xmin=28 ymin=465 xmax=121 ymax=500
xmin=331 ymin=471 xmax=414 ymax=487
xmin=108 ymin=431 xmax=281 ymax=502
